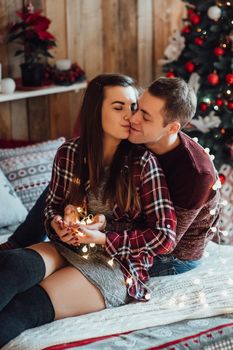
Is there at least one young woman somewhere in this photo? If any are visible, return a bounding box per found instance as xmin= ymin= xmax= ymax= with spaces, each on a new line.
xmin=0 ymin=74 xmax=176 ymax=346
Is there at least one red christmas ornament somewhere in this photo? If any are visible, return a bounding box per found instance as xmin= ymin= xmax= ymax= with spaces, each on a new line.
xmin=225 ymin=73 xmax=233 ymax=85
xmin=190 ymin=13 xmax=201 ymax=25
xmin=182 ymin=25 xmax=191 ymax=34
xmin=215 ymin=98 xmax=223 ymax=106
xmin=227 ymin=101 xmax=233 ymax=109
xmin=166 ymin=71 xmax=176 ymax=78
xmin=185 ymin=61 xmax=195 ymax=73
xmin=194 ymin=37 xmax=204 ymax=45
xmin=219 ymin=173 xmax=226 ymax=185
xmin=208 ymin=72 xmax=220 ymax=86
xmin=214 ymin=47 xmax=225 ymax=56
xmin=200 ymin=102 xmax=208 ymax=111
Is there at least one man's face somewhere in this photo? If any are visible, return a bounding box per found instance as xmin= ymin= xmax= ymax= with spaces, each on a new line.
xmin=128 ymin=91 xmax=170 ymax=147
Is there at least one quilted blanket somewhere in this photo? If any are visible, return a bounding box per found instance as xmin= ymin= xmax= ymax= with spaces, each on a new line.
xmin=3 ymin=242 xmax=233 ymax=350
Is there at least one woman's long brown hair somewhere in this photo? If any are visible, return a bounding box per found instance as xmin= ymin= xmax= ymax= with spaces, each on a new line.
xmin=68 ymin=74 xmax=141 ymax=214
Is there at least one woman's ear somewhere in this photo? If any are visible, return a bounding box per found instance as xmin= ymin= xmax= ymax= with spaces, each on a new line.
xmin=168 ymin=121 xmax=181 ymax=135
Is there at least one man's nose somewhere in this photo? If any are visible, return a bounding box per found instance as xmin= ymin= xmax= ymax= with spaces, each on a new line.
xmin=123 ymin=108 xmax=133 ymax=120
xmin=130 ymin=110 xmax=140 ymax=123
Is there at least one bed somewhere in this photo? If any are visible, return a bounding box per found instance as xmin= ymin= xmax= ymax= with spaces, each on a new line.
xmin=1 ymin=234 xmax=233 ymax=350
xmin=0 ymin=139 xmax=233 ymax=349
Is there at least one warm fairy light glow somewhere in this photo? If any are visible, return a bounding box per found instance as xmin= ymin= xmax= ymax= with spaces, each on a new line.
xmin=203 ymin=303 xmax=209 ymax=308
xmin=82 ymin=245 xmax=88 ymax=253
xmin=193 ymin=278 xmax=201 ymax=285
xmin=145 ymin=293 xmax=151 ymax=300
xmin=222 ymin=230 xmax=229 ymax=236
xmin=212 ymin=178 xmax=222 ymax=190
xmin=210 ymin=155 xmax=215 ymax=161
xmin=77 ymin=231 xmax=85 ymax=237
xmin=210 ymin=227 xmax=217 ymax=232
xmin=204 ymin=147 xmax=210 ymax=154
xmin=90 ymin=243 xmax=96 ymax=248
xmin=226 ymin=89 xmax=231 ymax=94
xmin=210 ymin=208 xmax=217 ymax=215
xmin=126 ymin=277 xmax=133 ymax=285
xmin=108 ymin=258 xmax=114 ymax=266
xmin=193 ymin=137 xmax=199 ymax=142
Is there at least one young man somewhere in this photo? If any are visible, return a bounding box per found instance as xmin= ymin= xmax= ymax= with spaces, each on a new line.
xmin=129 ymin=77 xmax=221 ymax=276
xmin=0 ymin=78 xmax=221 ymax=277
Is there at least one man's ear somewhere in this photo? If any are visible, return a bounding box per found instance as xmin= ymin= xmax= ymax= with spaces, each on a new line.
xmin=168 ymin=121 xmax=181 ymax=134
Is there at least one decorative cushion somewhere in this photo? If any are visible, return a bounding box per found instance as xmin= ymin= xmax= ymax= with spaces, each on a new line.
xmin=0 ymin=137 xmax=65 ymax=211
xmin=0 ymin=168 xmax=27 ymax=228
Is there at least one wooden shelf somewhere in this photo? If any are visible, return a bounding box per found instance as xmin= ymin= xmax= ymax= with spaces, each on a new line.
xmin=0 ymin=81 xmax=87 ymax=102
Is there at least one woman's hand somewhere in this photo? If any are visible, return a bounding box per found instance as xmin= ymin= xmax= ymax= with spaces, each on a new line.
xmin=84 ymin=214 xmax=106 ymax=231
xmin=51 ymin=215 xmax=79 ymax=246
xmin=75 ymin=225 xmax=106 ymax=245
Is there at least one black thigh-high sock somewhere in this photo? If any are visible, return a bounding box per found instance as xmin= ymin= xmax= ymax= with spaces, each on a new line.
xmin=0 ymin=248 xmax=46 ymax=311
xmin=0 ymin=285 xmax=55 ymax=348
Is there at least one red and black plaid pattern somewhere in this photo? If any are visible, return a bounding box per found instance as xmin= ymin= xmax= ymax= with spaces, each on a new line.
xmin=44 ymin=138 xmax=176 ymax=301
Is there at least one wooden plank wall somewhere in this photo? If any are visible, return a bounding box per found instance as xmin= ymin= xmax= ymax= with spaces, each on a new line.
xmin=0 ymin=0 xmax=185 ymax=141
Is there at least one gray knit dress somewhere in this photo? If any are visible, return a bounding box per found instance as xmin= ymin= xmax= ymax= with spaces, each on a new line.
xmin=55 ymin=168 xmax=130 ymax=308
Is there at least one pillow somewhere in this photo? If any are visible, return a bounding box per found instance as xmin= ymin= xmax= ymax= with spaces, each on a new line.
xmin=0 ymin=138 xmax=65 ymax=159
xmin=0 ymin=137 xmax=65 ymax=211
xmin=0 ymin=168 xmax=28 ymax=228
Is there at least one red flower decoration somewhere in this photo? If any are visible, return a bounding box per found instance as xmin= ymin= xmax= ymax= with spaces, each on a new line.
xmin=8 ymin=3 xmax=56 ymax=64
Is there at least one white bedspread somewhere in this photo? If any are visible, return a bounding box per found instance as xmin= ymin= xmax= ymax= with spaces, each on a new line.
xmin=3 ymin=242 xmax=233 ymax=350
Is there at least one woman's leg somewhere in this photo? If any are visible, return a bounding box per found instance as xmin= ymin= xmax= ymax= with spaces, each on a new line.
xmin=29 ymin=241 xmax=67 ymax=278
xmin=0 ymin=242 xmax=67 ymax=311
xmin=0 ymin=266 xmax=106 ymax=347
xmin=40 ymin=266 xmax=106 ymax=320
xmin=0 ymin=285 xmax=54 ymax=348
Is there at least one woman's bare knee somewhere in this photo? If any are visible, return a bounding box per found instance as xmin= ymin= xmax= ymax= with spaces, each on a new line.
xmin=40 ymin=266 xmax=105 ymax=320
xmin=28 ymin=242 xmax=67 ymax=278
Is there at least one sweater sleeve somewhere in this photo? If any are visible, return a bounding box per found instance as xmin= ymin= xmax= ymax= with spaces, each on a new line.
xmin=105 ymin=154 xmax=177 ymax=260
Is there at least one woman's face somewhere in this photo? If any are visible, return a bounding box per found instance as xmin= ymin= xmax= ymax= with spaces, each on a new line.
xmin=101 ymin=86 xmax=137 ymax=143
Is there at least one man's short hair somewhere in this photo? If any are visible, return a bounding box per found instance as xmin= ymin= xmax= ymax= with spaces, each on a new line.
xmin=148 ymin=77 xmax=197 ymax=128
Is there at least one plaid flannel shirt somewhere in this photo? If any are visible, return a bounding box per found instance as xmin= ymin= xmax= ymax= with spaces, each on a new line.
xmin=44 ymin=138 xmax=177 ymax=301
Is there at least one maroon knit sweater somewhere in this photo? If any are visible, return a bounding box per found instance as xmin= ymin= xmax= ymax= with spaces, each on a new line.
xmin=156 ymin=132 xmax=221 ymax=260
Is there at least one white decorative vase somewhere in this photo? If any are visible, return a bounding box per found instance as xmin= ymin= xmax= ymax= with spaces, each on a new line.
xmin=1 ymin=78 xmax=16 ymax=94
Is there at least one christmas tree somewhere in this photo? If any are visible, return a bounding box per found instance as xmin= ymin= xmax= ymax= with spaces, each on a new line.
xmin=161 ymin=0 xmax=233 ymax=169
